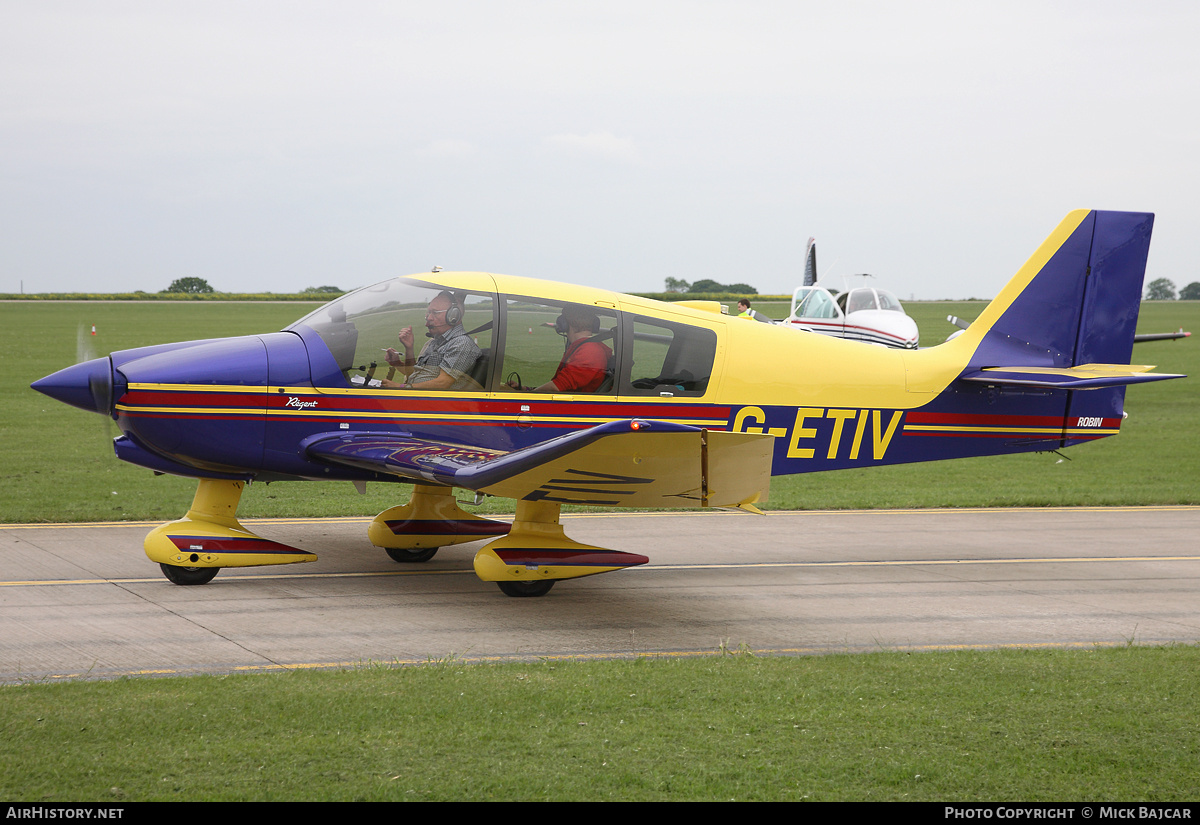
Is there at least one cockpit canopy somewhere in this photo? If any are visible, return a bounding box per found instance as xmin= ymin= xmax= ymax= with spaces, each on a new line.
xmin=287 ymin=275 xmax=720 ymax=397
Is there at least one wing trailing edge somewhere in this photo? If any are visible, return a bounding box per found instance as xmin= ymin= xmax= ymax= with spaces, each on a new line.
xmin=303 ymin=420 xmax=774 ymax=510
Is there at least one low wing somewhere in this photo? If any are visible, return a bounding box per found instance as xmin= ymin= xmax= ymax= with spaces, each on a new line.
xmin=303 ymin=420 xmax=773 ymax=511
xmin=960 ymin=363 xmax=1186 ymax=390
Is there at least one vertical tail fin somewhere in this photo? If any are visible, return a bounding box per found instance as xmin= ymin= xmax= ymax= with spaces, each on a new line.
xmin=966 ymin=210 xmax=1154 ymax=371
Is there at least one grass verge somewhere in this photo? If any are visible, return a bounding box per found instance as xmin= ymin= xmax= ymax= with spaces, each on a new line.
xmin=3 ymin=646 xmax=1197 ymax=801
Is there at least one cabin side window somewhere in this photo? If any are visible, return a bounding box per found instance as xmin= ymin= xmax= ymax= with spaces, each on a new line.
xmin=498 ymin=298 xmax=618 ymax=394
xmin=621 ymin=315 xmax=716 ymax=397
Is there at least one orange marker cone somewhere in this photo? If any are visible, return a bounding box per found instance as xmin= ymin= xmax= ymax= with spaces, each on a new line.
xmin=91 ymin=325 xmax=96 ymax=335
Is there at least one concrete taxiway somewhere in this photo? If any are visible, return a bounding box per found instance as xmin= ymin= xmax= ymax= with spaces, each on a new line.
xmin=2 ymin=506 xmax=1198 ymax=682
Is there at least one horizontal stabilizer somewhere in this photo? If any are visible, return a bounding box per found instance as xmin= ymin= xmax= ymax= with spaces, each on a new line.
xmin=960 ymin=363 xmax=1185 ymax=390
xmin=1134 ymin=330 xmax=1191 ymax=343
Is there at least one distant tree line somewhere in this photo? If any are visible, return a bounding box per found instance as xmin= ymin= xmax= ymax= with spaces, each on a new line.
xmin=159 ymin=278 xmax=344 ymax=295
xmin=664 ymin=277 xmax=757 ymax=295
xmin=1145 ymin=278 xmax=1200 ymax=301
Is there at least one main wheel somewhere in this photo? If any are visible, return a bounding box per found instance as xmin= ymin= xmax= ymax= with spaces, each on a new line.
xmin=497 ymin=579 xmax=555 ymax=597
xmin=159 ymin=563 xmax=219 ymax=586
xmin=385 ymin=546 xmax=440 ymax=563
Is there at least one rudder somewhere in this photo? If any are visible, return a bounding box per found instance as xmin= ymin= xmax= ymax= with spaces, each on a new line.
xmin=967 ymin=210 xmax=1154 ymax=371
xmin=1073 ymin=211 xmax=1154 ymax=367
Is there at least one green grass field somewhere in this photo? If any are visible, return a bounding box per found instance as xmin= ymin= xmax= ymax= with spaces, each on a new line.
xmin=4 ymin=299 xmax=1197 ymax=522
xmin=3 ymin=298 xmax=1198 ymax=802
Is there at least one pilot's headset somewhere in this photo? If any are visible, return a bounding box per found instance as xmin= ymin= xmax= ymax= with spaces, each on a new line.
xmin=435 ymin=291 xmax=465 ymax=327
xmin=555 ymin=306 xmax=601 ymax=337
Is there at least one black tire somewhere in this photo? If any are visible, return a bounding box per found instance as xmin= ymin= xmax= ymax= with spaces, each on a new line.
xmin=385 ymin=546 xmax=439 ymax=563
xmin=159 ymin=563 xmax=219 ymax=586
xmin=497 ymin=579 xmax=555 ymax=597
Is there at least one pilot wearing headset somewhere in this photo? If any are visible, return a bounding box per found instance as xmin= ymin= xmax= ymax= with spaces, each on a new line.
xmin=382 ymin=291 xmax=481 ymax=390
xmin=508 ymin=304 xmax=612 ymax=393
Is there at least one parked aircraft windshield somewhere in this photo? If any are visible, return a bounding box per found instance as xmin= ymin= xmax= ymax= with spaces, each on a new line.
xmin=792 ymin=287 xmax=838 ymax=319
xmin=841 ymin=287 xmax=907 ymax=314
xmin=875 ymin=289 xmax=905 ymax=312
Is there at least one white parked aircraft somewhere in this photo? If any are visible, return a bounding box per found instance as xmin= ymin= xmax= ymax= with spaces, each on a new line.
xmin=783 ymin=238 xmax=920 ymax=349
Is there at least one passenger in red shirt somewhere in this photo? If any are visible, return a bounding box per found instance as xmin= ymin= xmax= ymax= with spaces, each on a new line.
xmin=508 ymin=305 xmax=613 ymax=393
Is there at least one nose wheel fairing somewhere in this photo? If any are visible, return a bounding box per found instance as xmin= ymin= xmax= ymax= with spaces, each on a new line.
xmin=143 ymin=479 xmax=317 ymax=571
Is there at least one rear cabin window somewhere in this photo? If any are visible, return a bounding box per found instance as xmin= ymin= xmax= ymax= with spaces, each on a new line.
xmin=621 ymin=315 xmax=716 ymax=397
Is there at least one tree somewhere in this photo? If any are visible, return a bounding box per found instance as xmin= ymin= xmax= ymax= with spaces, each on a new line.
xmin=1179 ymin=281 xmax=1200 ymax=301
xmin=663 ymin=277 xmax=690 ymax=293
xmin=302 ymin=285 xmax=343 ymax=294
xmin=724 ymin=282 xmax=758 ymax=295
xmin=687 ymin=279 xmax=725 ymax=293
xmin=686 ymin=278 xmax=758 ymax=295
xmin=1144 ymin=278 xmax=1176 ymax=301
xmin=163 ymin=277 xmax=214 ymax=294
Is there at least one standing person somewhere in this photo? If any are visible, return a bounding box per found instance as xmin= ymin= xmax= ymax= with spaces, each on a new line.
xmin=383 ymin=291 xmax=481 ymax=390
xmin=737 ymin=298 xmax=772 ymax=324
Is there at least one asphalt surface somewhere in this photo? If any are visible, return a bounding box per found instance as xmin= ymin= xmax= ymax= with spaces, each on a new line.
xmin=2 ymin=506 xmax=1199 ymax=682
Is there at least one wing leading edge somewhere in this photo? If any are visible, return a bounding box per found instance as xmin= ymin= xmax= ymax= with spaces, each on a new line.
xmin=303 ymin=420 xmax=774 ymax=511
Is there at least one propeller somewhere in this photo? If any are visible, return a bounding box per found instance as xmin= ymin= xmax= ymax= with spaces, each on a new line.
xmin=945 ymin=314 xmax=972 ymax=343
xmin=31 ymin=324 xmax=121 ymax=438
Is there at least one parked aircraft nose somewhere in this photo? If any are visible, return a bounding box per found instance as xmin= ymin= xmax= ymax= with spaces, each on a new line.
xmin=31 ymin=356 xmax=123 ymax=416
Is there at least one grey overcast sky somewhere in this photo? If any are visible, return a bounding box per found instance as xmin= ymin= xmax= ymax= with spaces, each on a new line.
xmin=3 ymin=1 xmax=1198 ymax=299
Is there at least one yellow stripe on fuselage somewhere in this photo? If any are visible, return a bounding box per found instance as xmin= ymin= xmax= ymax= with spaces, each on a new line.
xmin=905 ymin=424 xmax=1120 ymax=436
xmin=125 ymin=383 xmax=266 ymax=394
xmin=115 ymin=405 xmax=261 ymax=416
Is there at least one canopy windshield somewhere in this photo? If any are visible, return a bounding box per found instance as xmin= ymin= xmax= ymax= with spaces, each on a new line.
xmin=287 ymin=277 xmax=496 ymax=389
